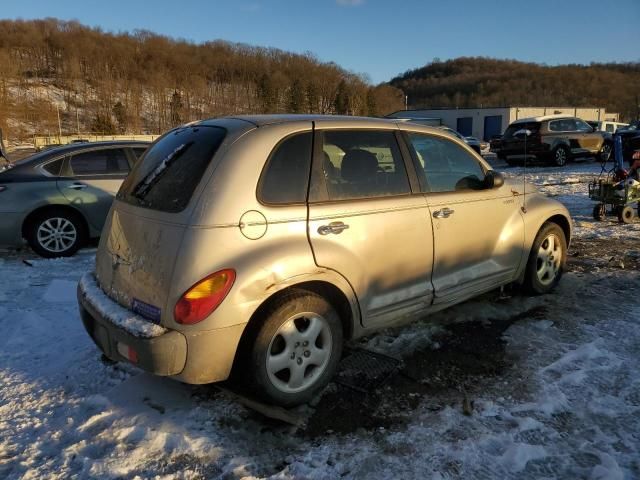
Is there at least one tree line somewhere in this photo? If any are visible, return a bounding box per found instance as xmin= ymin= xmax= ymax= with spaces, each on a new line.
xmin=390 ymin=57 xmax=640 ymax=121
xmin=0 ymin=18 xmax=404 ymax=140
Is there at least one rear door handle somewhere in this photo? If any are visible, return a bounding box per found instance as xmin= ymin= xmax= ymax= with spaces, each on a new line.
xmin=67 ymin=183 xmax=88 ymax=190
xmin=318 ymin=221 xmax=349 ymax=235
xmin=433 ymin=208 xmax=454 ymax=219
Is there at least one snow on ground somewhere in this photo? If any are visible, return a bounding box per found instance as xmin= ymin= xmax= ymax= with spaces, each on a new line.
xmin=1 ymin=160 xmax=639 ymax=479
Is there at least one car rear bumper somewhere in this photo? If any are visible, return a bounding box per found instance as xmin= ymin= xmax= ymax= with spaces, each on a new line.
xmin=77 ymin=272 xmax=246 ymax=384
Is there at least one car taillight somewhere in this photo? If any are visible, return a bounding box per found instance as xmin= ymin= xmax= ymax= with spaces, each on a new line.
xmin=174 ymin=269 xmax=235 ymax=325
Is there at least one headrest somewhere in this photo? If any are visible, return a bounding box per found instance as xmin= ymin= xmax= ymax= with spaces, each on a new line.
xmin=341 ymin=149 xmax=378 ymax=182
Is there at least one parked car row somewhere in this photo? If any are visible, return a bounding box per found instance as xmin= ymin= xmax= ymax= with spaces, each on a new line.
xmin=0 ymin=141 xmax=149 ymax=256
xmin=491 ymin=114 xmax=613 ymax=166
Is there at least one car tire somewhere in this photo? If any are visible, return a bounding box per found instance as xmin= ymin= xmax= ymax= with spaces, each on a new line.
xmin=26 ymin=209 xmax=87 ymax=258
xmin=247 ymin=290 xmax=343 ymax=407
xmin=618 ymin=205 xmax=635 ymax=224
xmin=523 ymin=222 xmax=567 ymax=295
xmin=599 ymin=141 xmax=613 ymax=162
xmin=551 ymin=146 xmax=569 ymax=167
xmin=592 ymin=204 xmax=605 ymax=221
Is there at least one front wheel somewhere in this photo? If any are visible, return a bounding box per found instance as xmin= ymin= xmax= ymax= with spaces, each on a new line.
xmin=523 ymin=222 xmax=567 ymax=295
xmin=599 ymin=142 xmax=613 ymax=162
xmin=26 ymin=209 xmax=86 ymax=258
xmin=248 ymin=290 xmax=343 ymax=406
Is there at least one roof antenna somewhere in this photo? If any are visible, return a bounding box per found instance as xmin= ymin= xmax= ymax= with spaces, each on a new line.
xmin=514 ymin=128 xmax=532 ymax=213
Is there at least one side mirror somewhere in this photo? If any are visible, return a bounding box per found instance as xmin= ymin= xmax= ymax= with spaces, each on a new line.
xmin=514 ymin=129 xmax=532 ymax=139
xmin=485 ymin=170 xmax=505 ymax=189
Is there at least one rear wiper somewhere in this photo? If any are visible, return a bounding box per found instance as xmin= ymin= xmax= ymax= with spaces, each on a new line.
xmin=132 ymin=142 xmax=190 ymax=199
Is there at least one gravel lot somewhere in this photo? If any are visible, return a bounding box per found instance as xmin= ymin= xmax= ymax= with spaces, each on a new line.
xmin=1 ymin=159 xmax=639 ymax=479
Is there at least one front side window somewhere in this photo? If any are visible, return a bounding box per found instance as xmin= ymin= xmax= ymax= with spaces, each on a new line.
xmin=321 ymin=130 xmax=410 ymax=200
xmin=407 ymin=133 xmax=486 ymax=193
xmin=70 ymin=149 xmax=129 ymax=176
xmin=259 ymin=132 xmax=312 ymax=204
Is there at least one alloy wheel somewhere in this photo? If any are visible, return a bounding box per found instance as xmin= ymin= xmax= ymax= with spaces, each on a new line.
xmin=266 ymin=312 xmax=333 ymax=394
xmin=536 ymin=233 xmax=562 ymax=285
xmin=37 ymin=217 xmax=77 ymax=253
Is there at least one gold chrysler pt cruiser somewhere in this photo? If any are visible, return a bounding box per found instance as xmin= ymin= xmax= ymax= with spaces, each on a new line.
xmin=78 ymin=115 xmax=571 ymax=406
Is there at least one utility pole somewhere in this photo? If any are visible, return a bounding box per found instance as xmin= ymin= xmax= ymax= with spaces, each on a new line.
xmin=405 ymin=95 xmax=408 ymax=110
xmin=56 ymin=104 xmax=62 ymax=141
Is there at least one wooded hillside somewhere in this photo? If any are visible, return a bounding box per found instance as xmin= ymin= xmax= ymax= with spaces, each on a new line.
xmin=0 ymin=18 xmax=404 ymax=140
xmin=390 ymin=57 xmax=640 ymax=121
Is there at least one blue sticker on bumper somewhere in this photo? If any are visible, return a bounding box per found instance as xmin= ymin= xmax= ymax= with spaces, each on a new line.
xmin=131 ymin=298 xmax=162 ymax=324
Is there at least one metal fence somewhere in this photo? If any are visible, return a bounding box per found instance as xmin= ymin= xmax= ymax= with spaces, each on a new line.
xmin=32 ymin=134 xmax=159 ymax=150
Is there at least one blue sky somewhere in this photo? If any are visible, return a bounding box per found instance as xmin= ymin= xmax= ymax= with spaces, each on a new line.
xmin=4 ymin=0 xmax=640 ymax=83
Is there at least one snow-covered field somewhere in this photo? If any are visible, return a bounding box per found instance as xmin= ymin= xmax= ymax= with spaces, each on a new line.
xmin=1 ymin=160 xmax=639 ymax=479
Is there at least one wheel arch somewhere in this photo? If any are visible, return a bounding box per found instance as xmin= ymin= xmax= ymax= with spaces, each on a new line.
xmin=230 ymin=277 xmax=359 ymax=377
xmin=517 ymin=209 xmax=572 ymax=284
xmin=546 ymin=213 xmax=572 ymax=247
xmin=21 ymin=204 xmax=90 ymax=240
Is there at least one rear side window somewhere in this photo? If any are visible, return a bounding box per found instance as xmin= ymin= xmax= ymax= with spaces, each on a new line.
xmin=549 ymin=119 xmax=577 ymax=132
xmin=132 ymin=147 xmax=147 ymax=161
xmin=320 ymin=130 xmax=410 ymax=200
xmin=504 ymin=122 xmax=540 ymax=137
xmin=70 ymin=149 xmax=129 ymax=176
xmin=118 ymin=126 xmax=226 ymax=212
xmin=259 ymin=132 xmax=312 ymax=204
xmin=42 ymin=158 xmax=63 ymax=176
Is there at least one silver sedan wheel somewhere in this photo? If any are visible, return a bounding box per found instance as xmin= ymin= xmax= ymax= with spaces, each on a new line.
xmin=266 ymin=312 xmax=333 ymax=394
xmin=536 ymin=233 xmax=562 ymax=286
xmin=37 ymin=217 xmax=77 ymax=253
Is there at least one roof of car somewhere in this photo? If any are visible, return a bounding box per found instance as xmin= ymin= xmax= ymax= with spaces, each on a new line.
xmin=11 ymin=140 xmax=150 ymax=168
xmin=512 ymin=114 xmax=574 ymax=124
xmin=195 ymin=114 xmax=463 ymax=142
xmin=208 ymin=114 xmax=401 ymax=128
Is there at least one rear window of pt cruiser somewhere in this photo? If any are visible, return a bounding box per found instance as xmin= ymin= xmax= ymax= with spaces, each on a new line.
xmin=117 ymin=125 xmax=226 ymax=213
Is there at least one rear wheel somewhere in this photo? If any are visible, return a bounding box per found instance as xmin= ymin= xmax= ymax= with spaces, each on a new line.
xmin=247 ymin=290 xmax=343 ymax=406
xmin=618 ymin=206 xmax=635 ymax=224
xmin=592 ymin=204 xmax=605 ymax=221
xmin=26 ymin=209 xmax=86 ymax=258
xmin=523 ymin=222 xmax=567 ymax=295
xmin=552 ymin=146 xmax=569 ymax=167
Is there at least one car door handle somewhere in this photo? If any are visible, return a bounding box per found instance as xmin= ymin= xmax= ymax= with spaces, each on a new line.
xmin=433 ymin=208 xmax=454 ymax=219
xmin=67 ymin=183 xmax=88 ymax=190
xmin=318 ymin=221 xmax=349 ymax=235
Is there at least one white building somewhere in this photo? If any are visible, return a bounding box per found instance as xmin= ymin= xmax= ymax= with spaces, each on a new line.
xmin=387 ymin=107 xmax=619 ymax=141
